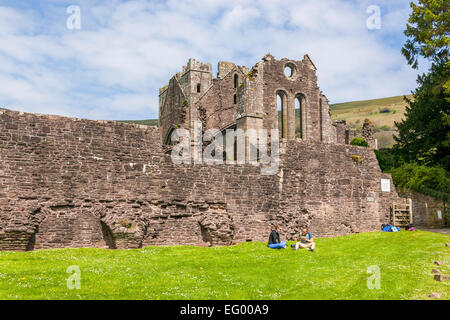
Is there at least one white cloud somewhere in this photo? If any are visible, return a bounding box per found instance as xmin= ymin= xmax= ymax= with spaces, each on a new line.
xmin=219 ymin=5 xmax=261 ymax=30
xmin=0 ymin=1 xmax=429 ymax=120
xmin=289 ymin=0 xmax=364 ymax=34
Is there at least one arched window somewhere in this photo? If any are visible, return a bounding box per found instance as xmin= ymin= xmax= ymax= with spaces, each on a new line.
xmin=164 ymin=128 xmax=176 ymax=146
xmin=197 ymin=83 xmax=201 ymax=93
xmin=295 ymin=94 xmax=306 ymax=139
xmin=276 ymin=91 xmax=287 ymax=139
xmin=233 ymin=74 xmax=239 ymax=88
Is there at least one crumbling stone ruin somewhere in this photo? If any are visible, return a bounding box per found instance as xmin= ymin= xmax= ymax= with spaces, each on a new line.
xmin=361 ymin=119 xmax=377 ymax=149
xmin=160 ymin=54 xmax=355 ymax=149
xmin=0 ymin=54 xmax=400 ymax=251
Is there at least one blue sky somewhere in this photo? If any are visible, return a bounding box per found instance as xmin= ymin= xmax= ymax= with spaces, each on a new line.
xmin=0 ymin=0 xmax=429 ymax=120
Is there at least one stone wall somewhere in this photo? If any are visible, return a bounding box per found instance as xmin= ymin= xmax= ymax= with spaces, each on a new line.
xmin=333 ymin=120 xmax=349 ymax=145
xmin=278 ymin=141 xmax=399 ymax=238
xmin=0 ymin=110 xmax=399 ymax=251
xmin=256 ymin=54 xmax=334 ymax=143
xmin=158 ymin=77 xmax=188 ymax=144
xmin=397 ymin=190 xmax=449 ymax=227
xmin=196 ymin=64 xmax=244 ymax=131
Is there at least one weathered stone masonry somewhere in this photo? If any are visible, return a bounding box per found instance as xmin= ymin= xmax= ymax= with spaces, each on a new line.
xmin=0 ymin=110 xmax=399 ymax=250
xmin=0 ymin=54 xmax=401 ymax=251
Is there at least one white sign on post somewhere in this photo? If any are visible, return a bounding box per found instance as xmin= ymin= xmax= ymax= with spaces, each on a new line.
xmin=381 ymin=179 xmax=390 ymax=192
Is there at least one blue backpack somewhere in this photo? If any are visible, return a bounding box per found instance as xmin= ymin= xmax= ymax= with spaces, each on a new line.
xmin=382 ymin=225 xmax=400 ymax=232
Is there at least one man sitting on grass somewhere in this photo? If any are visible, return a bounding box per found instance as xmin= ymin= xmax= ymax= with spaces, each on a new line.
xmin=293 ymin=226 xmax=315 ymax=252
xmin=268 ymin=225 xmax=287 ymax=249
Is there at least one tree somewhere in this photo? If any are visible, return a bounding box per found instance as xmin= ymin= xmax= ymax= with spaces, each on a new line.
xmin=393 ymin=58 xmax=450 ymax=170
xmin=401 ymin=0 xmax=450 ymax=97
xmin=402 ymin=0 xmax=449 ymax=68
xmin=394 ymin=1 xmax=450 ymax=170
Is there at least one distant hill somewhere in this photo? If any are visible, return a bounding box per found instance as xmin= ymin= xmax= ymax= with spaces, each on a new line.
xmin=120 ymin=95 xmax=411 ymax=148
xmin=330 ymin=95 xmax=411 ymax=148
xmin=330 ymin=95 xmax=410 ymax=129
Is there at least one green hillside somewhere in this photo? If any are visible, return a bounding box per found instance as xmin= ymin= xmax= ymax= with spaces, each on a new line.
xmin=330 ymin=95 xmax=411 ymax=148
xmin=330 ymin=95 xmax=411 ymax=130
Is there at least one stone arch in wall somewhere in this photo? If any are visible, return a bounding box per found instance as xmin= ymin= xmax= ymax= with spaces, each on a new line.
xmin=276 ymin=90 xmax=288 ymax=139
xmin=294 ymin=93 xmax=307 ymax=140
xmin=100 ymin=220 xmax=116 ymax=249
xmin=164 ymin=127 xmax=177 ymax=146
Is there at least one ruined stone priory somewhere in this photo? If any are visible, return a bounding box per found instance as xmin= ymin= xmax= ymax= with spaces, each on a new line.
xmin=0 ymin=54 xmax=400 ymax=250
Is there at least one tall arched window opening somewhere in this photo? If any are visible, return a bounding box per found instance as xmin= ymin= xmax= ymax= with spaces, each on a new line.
xmin=276 ymin=91 xmax=287 ymax=139
xmin=295 ymin=94 xmax=306 ymax=139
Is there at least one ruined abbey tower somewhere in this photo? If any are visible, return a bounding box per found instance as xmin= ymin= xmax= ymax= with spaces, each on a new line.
xmin=0 ymin=55 xmax=397 ymax=251
xmin=159 ymin=54 xmax=358 ymax=150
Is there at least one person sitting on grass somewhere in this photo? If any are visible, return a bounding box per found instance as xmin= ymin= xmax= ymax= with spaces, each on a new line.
xmin=293 ymin=226 xmax=315 ymax=252
xmin=268 ymin=225 xmax=287 ymax=249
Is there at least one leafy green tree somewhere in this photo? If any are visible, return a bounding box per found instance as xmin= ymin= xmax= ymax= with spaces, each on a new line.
xmin=402 ymin=0 xmax=449 ymax=67
xmin=393 ymin=59 xmax=450 ymax=170
xmin=394 ymin=0 xmax=450 ymax=170
xmin=390 ymin=162 xmax=450 ymax=201
xmin=374 ymin=148 xmax=403 ymax=172
xmin=401 ymin=0 xmax=449 ymax=96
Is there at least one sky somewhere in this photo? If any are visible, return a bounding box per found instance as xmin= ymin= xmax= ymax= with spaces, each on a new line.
xmin=0 ymin=0 xmax=429 ymax=120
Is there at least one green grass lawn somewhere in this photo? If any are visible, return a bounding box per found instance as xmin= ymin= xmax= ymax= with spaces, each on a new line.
xmin=0 ymin=231 xmax=448 ymax=300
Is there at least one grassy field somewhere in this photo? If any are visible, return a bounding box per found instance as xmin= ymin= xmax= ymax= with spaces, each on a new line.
xmin=0 ymin=231 xmax=448 ymax=300
xmin=330 ymin=95 xmax=411 ymax=148
xmin=330 ymin=95 xmax=410 ymax=129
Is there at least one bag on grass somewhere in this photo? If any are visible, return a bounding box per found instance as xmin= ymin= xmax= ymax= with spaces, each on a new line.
xmin=382 ymin=225 xmax=401 ymax=232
